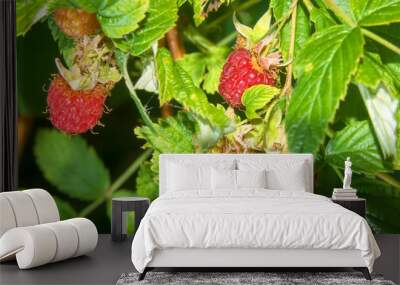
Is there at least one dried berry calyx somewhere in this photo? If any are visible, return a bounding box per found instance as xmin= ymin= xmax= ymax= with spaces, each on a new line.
xmin=55 ymin=35 xmax=121 ymax=91
xmin=218 ymin=10 xmax=282 ymax=108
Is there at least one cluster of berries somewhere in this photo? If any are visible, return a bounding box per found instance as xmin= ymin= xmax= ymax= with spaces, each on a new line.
xmin=48 ymin=9 xmax=120 ymax=134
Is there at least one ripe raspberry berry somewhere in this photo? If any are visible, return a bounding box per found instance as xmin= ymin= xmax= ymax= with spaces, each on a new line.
xmin=54 ymin=8 xmax=100 ymax=39
xmin=48 ymin=75 xmax=107 ymax=134
xmin=46 ymin=36 xmax=120 ymax=134
xmin=219 ymin=48 xmax=276 ymax=107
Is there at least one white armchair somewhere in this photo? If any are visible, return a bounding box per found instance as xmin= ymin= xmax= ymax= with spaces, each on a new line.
xmin=0 ymin=189 xmax=98 ymax=269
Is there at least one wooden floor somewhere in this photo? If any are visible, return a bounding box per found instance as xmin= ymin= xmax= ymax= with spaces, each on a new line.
xmin=0 ymin=234 xmax=399 ymax=285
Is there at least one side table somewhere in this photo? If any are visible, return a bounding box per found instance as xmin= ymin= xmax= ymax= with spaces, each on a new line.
xmin=331 ymin=198 xmax=366 ymax=218
xmin=111 ymin=197 xmax=150 ymax=242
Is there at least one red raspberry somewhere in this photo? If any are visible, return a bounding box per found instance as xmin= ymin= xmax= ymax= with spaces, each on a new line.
xmin=47 ymin=75 xmax=107 ymax=134
xmin=219 ymin=48 xmax=275 ymax=108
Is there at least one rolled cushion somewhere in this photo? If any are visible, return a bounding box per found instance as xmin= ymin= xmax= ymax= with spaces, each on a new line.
xmin=0 ymin=226 xmax=57 ymax=268
xmin=66 ymin=218 xmax=98 ymax=257
xmin=0 ymin=189 xmax=59 ymax=239
xmin=0 ymin=196 xmax=16 ymax=237
xmin=42 ymin=221 xmax=79 ymax=262
xmin=24 ymin=189 xmax=59 ymax=224
xmin=0 ymin=218 xmax=98 ymax=269
xmin=0 ymin=191 xmax=39 ymax=227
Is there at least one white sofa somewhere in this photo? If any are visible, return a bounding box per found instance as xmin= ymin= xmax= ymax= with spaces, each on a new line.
xmin=0 ymin=189 xmax=98 ymax=269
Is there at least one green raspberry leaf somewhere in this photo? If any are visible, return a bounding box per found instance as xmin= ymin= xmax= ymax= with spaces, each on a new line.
xmin=34 ymin=129 xmax=110 ymax=201
xmin=271 ymin=0 xmax=311 ymax=61
xmin=241 ymin=85 xmax=280 ymax=119
xmin=325 ymin=120 xmax=387 ymax=174
xmin=53 ymin=196 xmax=77 ymax=220
xmin=62 ymin=0 xmax=106 ymax=12
xmin=136 ymin=163 xmax=159 ymax=201
xmin=286 ymin=25 xmax=364 ymax=153
xmin=352 ymin=177 xmax=400 ymax=233
xmin=48 ymin=17 xmax=75 ymax=67
xmin=156 ymin=48 xmax=232 ymax=131
xmin=135 ymin=112 xmax=195 ymax=154
xmin=395 ymin=108 xmax=400 ymax=170
xmin=177 ymin=53 xmax=207 ymax=88
xmin=16 ymin=0 xmax=49 ymax=36
xmin=355 ymin=53 xmax=398 ymax=159
xmin=366 ymin=24 xmax=400 ymax=89
xmin=177 ymin=47 xmax=228 ymax=94
xmin=355 ymin=53 xmax=396 ymax=90
xmin=351 ymin=0 xmax=400 ymax=26
xmin=203 ymin=47 xmax=228 ymax=94
xmin=97 ymin=0 xmax=149 ymax=39
xmin=358 ymin=84 xmax=398 ymax=159
xmin=114 ymin=0 xmax=178 ymax=56
xmin=309 ymin=7 xmax=336 ymax=31
xmin=323 ymin=0 xmax=356 ymax=25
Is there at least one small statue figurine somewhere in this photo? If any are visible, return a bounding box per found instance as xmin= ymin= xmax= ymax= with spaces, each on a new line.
xmin=343 ymin=157 xmax=352 ymax=190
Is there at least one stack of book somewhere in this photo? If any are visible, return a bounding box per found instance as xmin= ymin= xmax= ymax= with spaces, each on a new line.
xmin=332 ymin=188 xmax=358 ymax=200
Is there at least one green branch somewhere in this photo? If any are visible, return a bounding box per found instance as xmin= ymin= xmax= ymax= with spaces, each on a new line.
xmin=217 ymin=31 xmax=237 ymax=46
xmin=109 ymin=149 xmax=153 ymax=192
xmin=362 ymin=28 xmax=400 ymax=55
xmin=122 ymin=54 xmax=156 ymax=132
xmin=324 ymin=0 xmax=355 ymax=26
xmin=376 ymin=172 xmax=400 ymax=189
xmin=282 ymin=1 xmax=298 ymax=109
xmin=302 ymin=0 xmax=315 ymax=13
xmin=184 ymin=26 xmax=215 ymax=52
xmin=331 ymin=165 xmax=344 ymax=180
xmin=78 ymin=149 xmax=153 ymax=217
xmin=269 ymin=0 xmax=298 ymax=37
xmin=324 ymin=1 xmax=400 ymax=56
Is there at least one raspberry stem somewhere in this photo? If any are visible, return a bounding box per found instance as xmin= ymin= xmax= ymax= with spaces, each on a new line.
xmin=282 ymin=1 xmax=298 ymax=106
xmin=166 ymin=27 xmax=186 ymax=59
xmin=376 ymin=173 xmax=400 ymax=189
xmin=184 ymin=25 xmax=215 ymax=52
xmin=78 ymin=149 xmax=153 ymax=217
xmin=163 ymin=26 xmax=187 ymax=117
xmin=270 ymin=0 xmax=299 ymax=37
xmin=122 ymin=54 xmax=156 ymax=132
xmin=324 ymin=0 xmax=355 ymax=27
xmin=361 ymin=28 xmax=400 ymax=55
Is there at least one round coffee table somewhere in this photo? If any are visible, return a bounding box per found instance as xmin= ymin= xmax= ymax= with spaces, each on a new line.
xmin=111 ymin=197 xmax=150 ymax=242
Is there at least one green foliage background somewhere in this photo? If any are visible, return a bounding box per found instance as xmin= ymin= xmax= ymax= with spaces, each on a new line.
xmin=17 ymin=0 xmax=400 ymax=233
